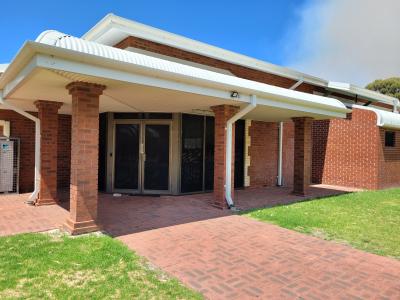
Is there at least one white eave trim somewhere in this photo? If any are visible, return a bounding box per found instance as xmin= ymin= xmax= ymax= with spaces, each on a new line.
xmin=353 ymin=104 xmax=400 ymax=130
xmin=82 ymin=14 xmax=328 ymax=87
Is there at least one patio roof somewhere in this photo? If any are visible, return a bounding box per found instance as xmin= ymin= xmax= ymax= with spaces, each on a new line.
xmin=0 ymin=30 xmax=348 ymax=120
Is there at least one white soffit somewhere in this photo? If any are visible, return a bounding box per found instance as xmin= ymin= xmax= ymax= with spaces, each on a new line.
xmin=353 ymin=105 xmax=400 ymax=130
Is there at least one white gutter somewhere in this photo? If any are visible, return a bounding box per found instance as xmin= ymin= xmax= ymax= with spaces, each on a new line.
xmin=225 ymin=95 xmax=257 ymax=209
xmin=0 ymin=91 xmax=40 ymax=203
xmin=353 ymin=104 xmax=400 ymax=129
xmin=277 ymin=79 xmax=304 ymax=186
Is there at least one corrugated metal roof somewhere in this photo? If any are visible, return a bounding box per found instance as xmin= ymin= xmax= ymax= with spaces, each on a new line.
xmin=35 ymin=30 xmax=347 ymax=113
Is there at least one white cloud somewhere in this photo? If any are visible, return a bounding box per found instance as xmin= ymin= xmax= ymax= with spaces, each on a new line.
xmin=285 ymin=0 xmax=400 ymax=86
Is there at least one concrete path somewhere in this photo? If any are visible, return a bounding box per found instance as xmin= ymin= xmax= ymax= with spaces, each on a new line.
xmin=120 ymin=215 xmax=400 ymax=300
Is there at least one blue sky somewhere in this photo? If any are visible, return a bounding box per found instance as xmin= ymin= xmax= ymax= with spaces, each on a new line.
xmin=1 ymin=0 xmax=399 ymax=85
xmin=0 ymin=0 xmax=306 ymax=65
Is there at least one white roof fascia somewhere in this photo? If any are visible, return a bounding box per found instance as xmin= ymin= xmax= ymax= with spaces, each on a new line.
xmin=0 ymin=30 xmax=349 ymax=119
xmin=328 ymin=81 xmax=398 ymax=106
xmin=82 ymin=13 xmax=328 ymax=87
xmin=353 ymin=104 xmax=400 ymax=130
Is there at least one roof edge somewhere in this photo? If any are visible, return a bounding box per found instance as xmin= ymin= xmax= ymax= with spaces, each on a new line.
xmin=82 ymin=14 xmax=329 ymax=87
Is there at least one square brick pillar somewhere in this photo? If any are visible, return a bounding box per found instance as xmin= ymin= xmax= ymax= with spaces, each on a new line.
xmin=211 ymin=105 xmax=239 ymax=209
xmin=34 ymin=100 xmax=63 ymax=206
xmin=292 ymin=117 xmax=313 ymax=196
xmin=64 ymin=82 xmax=105 ymax=235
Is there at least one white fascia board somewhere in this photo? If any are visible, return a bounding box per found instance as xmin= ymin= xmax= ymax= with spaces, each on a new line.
xmin=3 ymin=57 xmax=39 ymax=98
xmin=328 ymin=81 xmax=397 ymax=105
xmin=82 ymin=14 xmax=328 ymax=87
xmin=353 ymin=104 xmax=400 ymax=130
xmin=35 ymin=54 xmax=240 ymax=102
xmin=258 ymin=97 xmax=347 ymax=119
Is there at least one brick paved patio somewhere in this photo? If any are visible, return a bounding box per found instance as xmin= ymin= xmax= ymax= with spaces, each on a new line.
xmin=1 ymin=185 xmax=399 ymax=299
xmin=120 ymin=215 xmax=400 ymax=300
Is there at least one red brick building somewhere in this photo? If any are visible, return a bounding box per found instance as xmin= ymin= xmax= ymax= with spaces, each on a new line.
xmin=0 ymin=14 xmax=398 ymax=234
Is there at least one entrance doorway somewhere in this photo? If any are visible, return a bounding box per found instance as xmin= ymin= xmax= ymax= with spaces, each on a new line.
xmin=113 ymin=120 xmax=171 ymax=194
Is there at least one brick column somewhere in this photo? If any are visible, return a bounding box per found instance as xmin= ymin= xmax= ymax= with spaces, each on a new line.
xmin=211 ymin=105 xmax=239 ymax=209
xmin=64 ymin=82 xmax=105 ymax=235
xmin=34 ymin=100 xmax=63 ymax=206
xmin=292 ymin=117 xmax=313 ymax=196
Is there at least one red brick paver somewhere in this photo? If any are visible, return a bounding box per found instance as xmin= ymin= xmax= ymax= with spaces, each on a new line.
xmin=120 ymin=215 xmax=400 ymax=300
xmin=0 ymin=193 xmax=67 ymax=236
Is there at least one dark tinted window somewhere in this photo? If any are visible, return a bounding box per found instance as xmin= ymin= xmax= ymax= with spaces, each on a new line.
xmin=181 ymin=114 xmax=204 ymax=193
xmin=385 ymin=131 xmax=396 ymax=147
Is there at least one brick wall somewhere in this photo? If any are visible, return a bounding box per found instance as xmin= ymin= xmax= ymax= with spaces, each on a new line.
xmin=246 ymin=120 xmax=294 ymax=188
xmin=248 ymin=121 xmax=278 ymax=187
xmin=378 ymin=128 xmax=400 ymax=189
xmin=0 ymin=109 xmax=71 ymax=193
xmin=312 ymin=109 xmax=381 ymax=189
xmin=282 ymin=121 xmax=294 ymax=187
xmin=312 ymin=120 xmax=330 ymax=183
xmin=115 ymin=36 xmax=325 ymax=94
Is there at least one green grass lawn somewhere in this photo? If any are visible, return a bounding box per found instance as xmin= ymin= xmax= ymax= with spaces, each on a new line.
xmin=0 ymin=232 xmax=202 ymax=300
xmin=245 ymin=188 xmax=400 ymax=259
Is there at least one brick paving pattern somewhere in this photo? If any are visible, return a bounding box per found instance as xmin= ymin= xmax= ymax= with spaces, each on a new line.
xmin=120 ymin=216 xmax=400 ymax=300
xmin=0 ymin=193 xmax=67 ymax=236
xmin=1 ymin=186 xmax=398 ymax=299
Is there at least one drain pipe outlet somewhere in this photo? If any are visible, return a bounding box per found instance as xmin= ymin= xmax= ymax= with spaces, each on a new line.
xmin=0 ymin=91 xmax=40 ymax=204
xmin=277 ymin=79 xmax=304 ymax=187
xmin=225 ymin=95 xmax=257 ymax=209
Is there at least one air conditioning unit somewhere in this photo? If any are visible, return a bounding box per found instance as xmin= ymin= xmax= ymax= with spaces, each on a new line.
xmin=0 ymin=138 xmax=19 ymax=193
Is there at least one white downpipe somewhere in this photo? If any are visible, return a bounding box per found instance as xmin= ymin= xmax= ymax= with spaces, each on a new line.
xmin=277 ymin=122 xmax=284 ymax=186
xmin=0 ymin=91 xmax=40 ymax=203
xmin=277 ymin=79 xmax=304 ymax=186
xmin=225 ymin=95 xmax=257 ymax=208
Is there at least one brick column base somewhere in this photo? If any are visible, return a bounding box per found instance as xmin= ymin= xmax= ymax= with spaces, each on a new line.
xmin=63 ymin=82 xmax=105 ymax=235
xmin=211 ymin=105 xmax=239 ymax=209
xmin=34 ymin=100 xmax=63 ymax=206
xmin=292 ymin=117 xmax=313 ymax=196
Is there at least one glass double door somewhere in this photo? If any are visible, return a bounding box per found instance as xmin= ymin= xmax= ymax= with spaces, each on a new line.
xmin=113 ymin=121 xmax=170 ymax=194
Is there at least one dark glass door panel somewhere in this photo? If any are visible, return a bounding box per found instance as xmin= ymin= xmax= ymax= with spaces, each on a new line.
xmin=144 ymin=124 xmax=170 ymax=191
xmin=114 ymin=124 xmax=139 ymax=190
xmin=181 ymin=114 xmax=204 ymax=193
xmin=234 ymin=120 xmax=245 ymax=188
xmin=204 ymin=116 xmax=215 ymax=190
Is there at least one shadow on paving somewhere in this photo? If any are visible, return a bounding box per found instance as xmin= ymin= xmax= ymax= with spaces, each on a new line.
xmin=63 ymin=185 xmax=354 ymax=237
